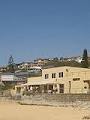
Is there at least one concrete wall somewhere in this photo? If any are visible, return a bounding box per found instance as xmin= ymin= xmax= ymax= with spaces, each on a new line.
xmin=42 ymin=66 xmax=90 ymax=93
xmin=1 ymin=75 xmax=14 ymax=81
xmin=15 ymin=66 xmax=90 ymax=95
xmin=27 ymin=77 xmax=42 ymax=84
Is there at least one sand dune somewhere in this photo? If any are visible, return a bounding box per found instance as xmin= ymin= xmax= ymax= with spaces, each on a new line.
xmin=0 ymin=101 xmax=89 ymax=120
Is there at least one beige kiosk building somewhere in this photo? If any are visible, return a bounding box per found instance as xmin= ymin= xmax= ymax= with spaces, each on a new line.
xmin=15 ymin=66 xmax=90 ymax=94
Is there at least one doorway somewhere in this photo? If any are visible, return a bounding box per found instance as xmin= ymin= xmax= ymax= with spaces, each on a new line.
xmin=59 ymin=84 xmax=64 ymax=93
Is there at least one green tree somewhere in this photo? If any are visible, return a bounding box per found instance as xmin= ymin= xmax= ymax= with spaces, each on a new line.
xmin=7 ymin=55 xmax=15 ymax=73
xmin=81 ymin=49 xmax=88 ymax=68
xmin=0 ymin=82 xmax=5 ymax=91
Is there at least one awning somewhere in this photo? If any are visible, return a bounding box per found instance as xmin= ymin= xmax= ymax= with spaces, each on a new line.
xmin=21 ymin=80 xmax=56 ymax=86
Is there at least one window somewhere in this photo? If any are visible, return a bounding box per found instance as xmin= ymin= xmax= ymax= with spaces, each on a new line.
xmin=45 ymin=74 xmax=49 ymax=79
xmin=84 ymin=86 xmax=87 ymax=89
xmin=73 ymin=78 xmax=80 ymax=81
xmin=52 ymin=73 xmax=56 ymax=78
xmin=59 ymin=72 xmax=63 ymax=78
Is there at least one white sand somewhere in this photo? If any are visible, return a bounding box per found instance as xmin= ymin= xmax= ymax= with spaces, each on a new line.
xmin=0 ymin=101 xmax=89 ymax=120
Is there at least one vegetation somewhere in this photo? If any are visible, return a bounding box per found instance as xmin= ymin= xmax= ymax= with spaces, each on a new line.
xmin=0 ymin=82 xmax=5 ymax=91
xmin=0 ymin=49 xmax=90 ymax=74
xmin=44 ymin=49 xmax=90 ymax=69
xmin=0 ymin=82 xmax=14 ymax=97
xmin=81 ymin=49 xmax=89 ymax=68
xmin=7 ymin=55 xmax=16 ymax=73
xmin=28 ymin=71 xmax=42 ymax=77
xmin=43 ymin=60 xmax=82 ymax=69
xmin=0 ymin=82 xmax=15 ymax=91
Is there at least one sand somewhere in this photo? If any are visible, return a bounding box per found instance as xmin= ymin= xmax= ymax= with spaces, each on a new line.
xmin=0 ymin=101 xmax=90 ymax=120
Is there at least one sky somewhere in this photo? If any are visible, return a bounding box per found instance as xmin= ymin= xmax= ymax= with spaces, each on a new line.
xmin=0 ymin=0 xmax=90 ymax=66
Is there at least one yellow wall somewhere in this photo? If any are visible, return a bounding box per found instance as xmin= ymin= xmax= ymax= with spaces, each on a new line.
xmin=16 ymin=66 xmax=90 ymax=94
xmin=27 ymin=77 xmax=42 ymax=84
xmin=42 ymin=66 xmax=90 ymax=93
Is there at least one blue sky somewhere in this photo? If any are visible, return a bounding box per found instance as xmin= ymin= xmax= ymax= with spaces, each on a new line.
xmin=0 ymin=0 xmax=90 ymax=66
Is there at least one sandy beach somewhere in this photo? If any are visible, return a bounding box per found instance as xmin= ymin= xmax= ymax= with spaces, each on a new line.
xmin=0 ymin=101 xmax=89 ymax=120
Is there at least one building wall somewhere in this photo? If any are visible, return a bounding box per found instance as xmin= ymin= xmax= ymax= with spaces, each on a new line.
xmin=27 ymin=77 xmax=42 ymax=84
xmin=15 ymin=66 xmax=90 ymax=94
xmin=1 ymin=75 xmax=14 ymax=81
xmin=42 ymin=66 xmax=90 ymax=93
